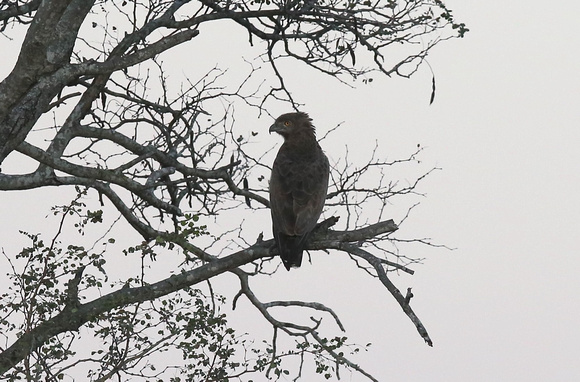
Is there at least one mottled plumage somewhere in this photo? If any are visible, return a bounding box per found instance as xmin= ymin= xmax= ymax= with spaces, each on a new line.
xmin=269 ymin=112 xmax=330 ymax=270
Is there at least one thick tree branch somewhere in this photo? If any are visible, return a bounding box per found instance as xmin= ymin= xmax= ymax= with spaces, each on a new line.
xmin=0 ymin=217 xmax=429 ymax=374
xmin=0 ymin=0 xmax=41 ymax=23
xmin=16 ymin=141 xmax=181 ymax=215
xmin=0 ymin=0 xmax=95 ymax=162
xmin=0 ymin=241 xmax=270 ymax=374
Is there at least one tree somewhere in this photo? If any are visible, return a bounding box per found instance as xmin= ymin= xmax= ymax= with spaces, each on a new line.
xmin=0 ymin=0 xmax=466 ymax=380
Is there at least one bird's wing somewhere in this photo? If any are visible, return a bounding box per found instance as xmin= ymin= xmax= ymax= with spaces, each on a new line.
xmin=293 ymin=149 xmax=329 ymax=235
xmin=270 ymin=148 xmax=329 ymax=236
xmin=269 ymin=150 xmax=297 ymax=235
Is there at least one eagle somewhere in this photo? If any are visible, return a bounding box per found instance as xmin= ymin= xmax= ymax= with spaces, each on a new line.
xmin=269 ymin=112 xmax=330 ymax=270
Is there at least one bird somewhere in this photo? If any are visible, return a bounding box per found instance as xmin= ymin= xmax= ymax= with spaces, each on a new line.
xmin=269 ymin=112 xmax=330 ymax=270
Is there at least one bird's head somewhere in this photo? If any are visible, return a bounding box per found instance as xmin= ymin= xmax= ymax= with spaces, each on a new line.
xmin=269 ymin=112 xmax=314 ymax=139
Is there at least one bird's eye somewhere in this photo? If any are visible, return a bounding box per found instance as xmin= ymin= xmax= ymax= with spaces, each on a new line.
xmin=283 ymin=121 xmax=291 ymax=126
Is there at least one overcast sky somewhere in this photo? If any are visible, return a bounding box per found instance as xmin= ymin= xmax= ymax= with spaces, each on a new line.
xmin=340 ymin=1 xmax=580 ymax=380
xmin=1 ymin=1 xmax=579 ymax=381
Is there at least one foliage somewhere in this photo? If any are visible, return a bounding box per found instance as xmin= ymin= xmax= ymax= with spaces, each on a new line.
xmin=0 ymin=200 xmax=371 ymax=381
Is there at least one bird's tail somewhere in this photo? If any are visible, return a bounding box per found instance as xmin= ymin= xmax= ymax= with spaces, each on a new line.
xmin=277 ymin=234 xmax=307 ymax=271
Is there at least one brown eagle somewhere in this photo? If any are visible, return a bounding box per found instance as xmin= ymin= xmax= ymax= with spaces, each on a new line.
xmin=269 ymin=112 xmax=330 ymax=270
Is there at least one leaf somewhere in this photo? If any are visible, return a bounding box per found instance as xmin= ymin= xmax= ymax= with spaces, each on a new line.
xmin=430 ymin=75 xmax=436 ymax=105
xmin=243 ymin=178 xmax=251 ymax=207
xmin=347 ymin=43 xmax=356 ymax=65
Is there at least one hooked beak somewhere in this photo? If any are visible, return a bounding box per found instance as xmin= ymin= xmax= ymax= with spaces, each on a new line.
xmin=269 ymin=123 xmax=283 ymax=134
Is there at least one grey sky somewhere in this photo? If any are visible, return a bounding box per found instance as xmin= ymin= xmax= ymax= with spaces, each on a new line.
xmin=337 ymin=1 xmax=580 ymax=380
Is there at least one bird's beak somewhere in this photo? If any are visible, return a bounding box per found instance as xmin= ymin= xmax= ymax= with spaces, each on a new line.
xmin=269 ymin=123 xmax=281 ymax=134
